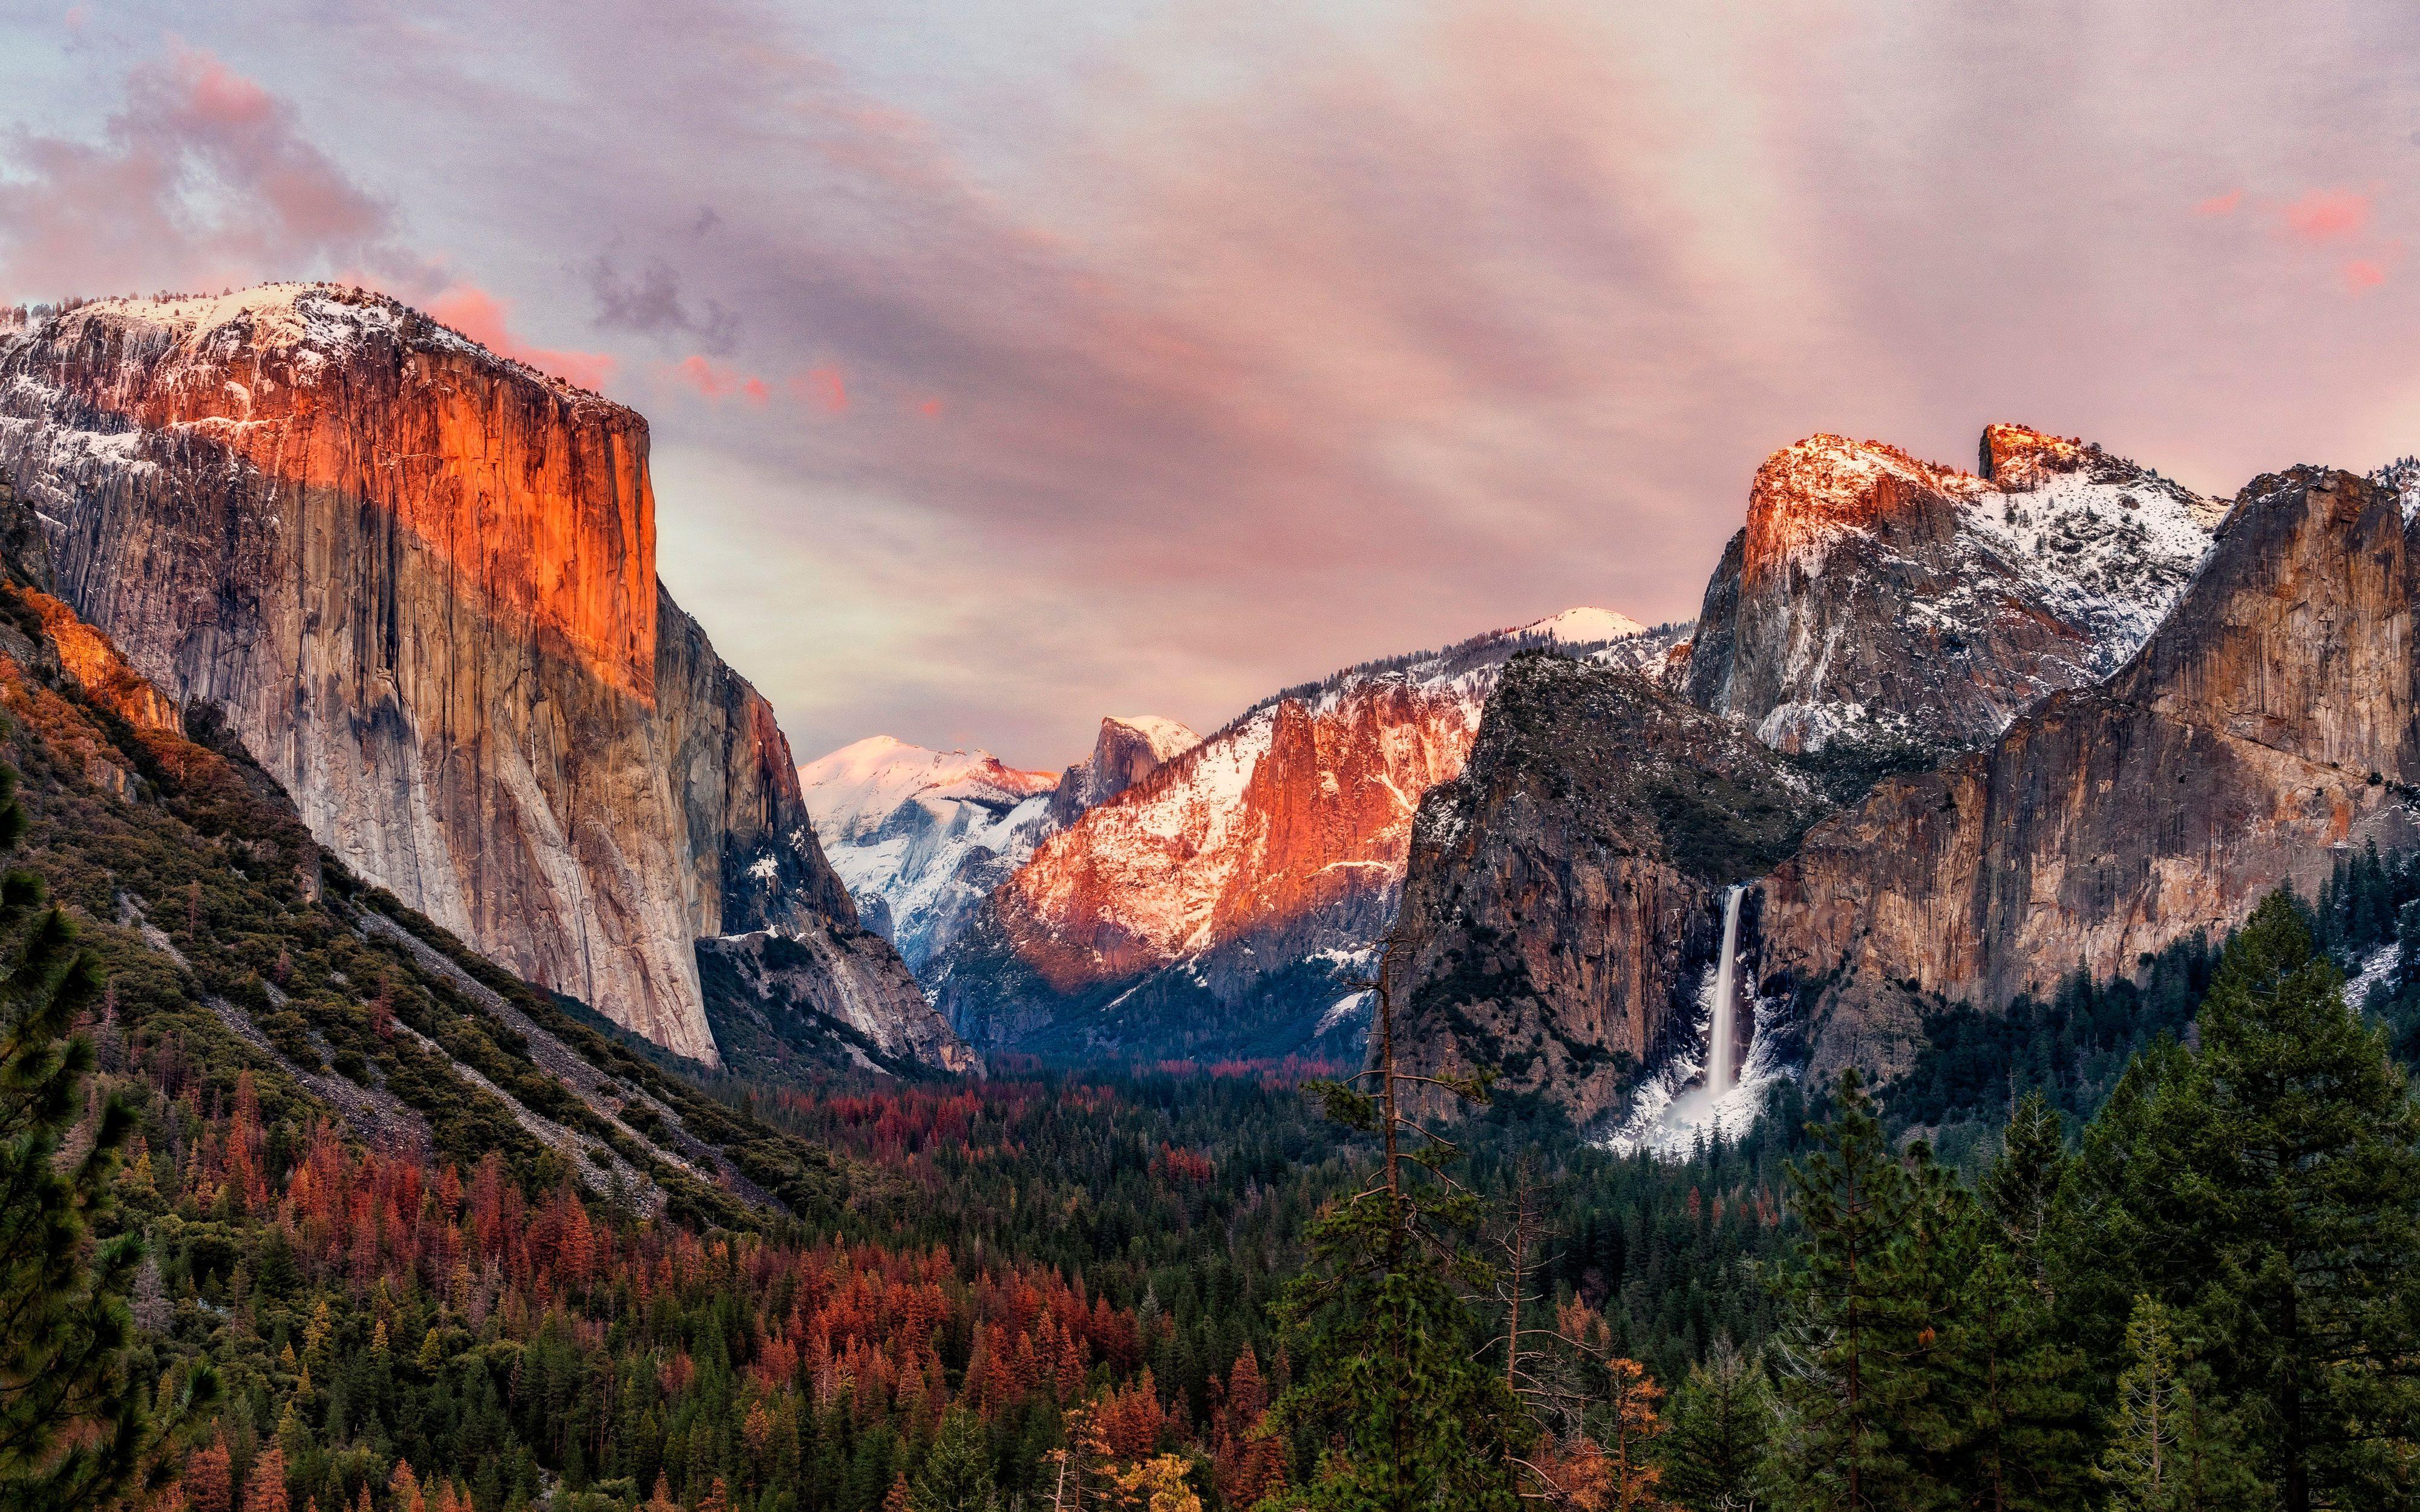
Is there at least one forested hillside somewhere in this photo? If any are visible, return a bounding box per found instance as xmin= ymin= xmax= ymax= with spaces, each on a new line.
xmin=3 ymin=549 xmax=2418 ymax=1511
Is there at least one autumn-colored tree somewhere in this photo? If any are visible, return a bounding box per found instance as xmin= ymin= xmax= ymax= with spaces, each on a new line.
xmin=387 ymin=1459 xmax=422 ymax=1512
xmin=1110 ymin=1456 xmax=1201 ymax=1512
xmin=238 ymin=1443 xmax=287 ymax=1512
xmin=182 ymin=1439 xmax=232 ymax=1512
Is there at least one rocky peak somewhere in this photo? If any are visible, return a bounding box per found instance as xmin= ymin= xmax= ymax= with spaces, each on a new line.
xmin=1761 ymin=461 xmax=2420 ymax=1085
xmin=16 ymin=284 xmax=656 ymax=699
xmin=1048 ymin=715 xmax=1200 ymax=828
xmin=934 ymin=609 xmax=1659 ymax=1059
xmin=1687 ymin=424 xmax=2224 ymax=755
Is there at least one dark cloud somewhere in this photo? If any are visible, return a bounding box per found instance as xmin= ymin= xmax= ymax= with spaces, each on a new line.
xmin=587 ymin=253 xmax=740 ymax=352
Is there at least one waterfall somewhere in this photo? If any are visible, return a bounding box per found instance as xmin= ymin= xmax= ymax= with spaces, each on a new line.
xmin=1707 ymin=884 xmax=1745 ymax=1097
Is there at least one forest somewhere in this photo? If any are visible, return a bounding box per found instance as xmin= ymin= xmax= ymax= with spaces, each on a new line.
xmin=5 ymin=658 xmax=2419 ymax=1512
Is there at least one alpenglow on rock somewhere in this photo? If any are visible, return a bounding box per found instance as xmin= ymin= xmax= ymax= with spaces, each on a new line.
xmin=0 ymin=283 xmax=954 ymax=1068
xmin=1682 ymin=424 xmax=2226 ymax=756
xmin=932 ymin=610 xmax=1678 ymax=1060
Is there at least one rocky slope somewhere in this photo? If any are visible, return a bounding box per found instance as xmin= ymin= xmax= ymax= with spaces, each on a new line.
xmin=0 ymin=284 xmax=955 ymax=1069
xmin=1396 ymin=450 xmax=2420 ymax=1129
xmin=0 ymin=520 xmax=869 ymax=1224
xmin=1681 ymin=424 xmax=2225 ymax=755
xmin=1388 ymin=653 xmax=1828 ymax=1125
xmin=933 ymin=610 xmax=1667 ymax=1060
xmin=1761 ymin=463 xmax=2420 ymax=1082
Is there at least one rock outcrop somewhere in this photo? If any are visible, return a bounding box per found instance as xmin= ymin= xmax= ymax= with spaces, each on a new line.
xmin=1760 ymin=464 xmax=2420 ymax=1081
xmin=1047 ymin=716 xmax=1200 ymax=828
xmin=1683 ymin=425 xmax=2225 ymax=755
xmin=0 ymin=284 xmax=957 ymax=1068
xmin=934 ymin=610 xmax=1668 ymax=1060
xmin=1388 ymin=653 xmax=1829 ymax=1124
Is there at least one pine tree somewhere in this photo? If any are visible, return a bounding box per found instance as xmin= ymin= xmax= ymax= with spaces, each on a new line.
xmin=2074 ymin=892 xmax=2420 ymax=1510
xmin=2095 ymin=1297 xmax=2260 ymax=1512
xmin=0 ymin=754 xmax=209 ymax=1512
xmin=240 ymin=1443 xmax=289 ymax=1512
xmin=1765 ymin=1068 xmax=1954 ymax=1512
xmin=1266 ymin=927 xmax=1528 ymax=1511
xmin=912 ymin=1408 xmax=995 ymax=1512
xmin=1944 ymin=1096 xmax=2090 ymax=1512
xmin=1657 ymin=1338 xmax=1772 ymax=1512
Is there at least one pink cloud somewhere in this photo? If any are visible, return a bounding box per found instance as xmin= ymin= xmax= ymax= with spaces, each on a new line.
xmin=791 ymin=366 xmax=848 ymax=414
xmin=2279 ymin=189 xmax=2371 ymax=243
xmin=2343 ymin=258 xmax=2386 ymax=292
xmin=667 ymin=353 xmax=770 ymax=402
xmin=0 ymin=44 xmax=410 ymax=301
xmin=2194 ymin=189 xmax=2242 ymax=216
xmin=425 ymin=284 xmax=618 ymax=391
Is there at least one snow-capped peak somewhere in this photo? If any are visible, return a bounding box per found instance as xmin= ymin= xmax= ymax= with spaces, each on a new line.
xmin=1517 ymin=607 xmax=1648 ymax=645
xmin=1099 ymin=715 xmax=1200 ymax=764
xmin=800 ymin=735 xmax=1056 ymax=846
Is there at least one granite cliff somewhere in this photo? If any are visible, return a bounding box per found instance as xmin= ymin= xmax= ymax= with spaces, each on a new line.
xmin=1394 ymin=429 xmax=2415 ymax=1129
xmin=1388 ymin=653 xmax=1826 ymax=1124
xmin=1761 ymin=463 xmax=2420 ymax=1081
xmin=1682 ymin=424 xmax=2223 ymax=755
xmin=932 ymin=611 xmax=1670 ymax=1060
xmin=0 ymin=284 xmax=955 ymax=1069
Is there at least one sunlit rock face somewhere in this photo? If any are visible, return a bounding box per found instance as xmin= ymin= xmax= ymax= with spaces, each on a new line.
xmin=1762 ymin=464 xmax=2420 ymax=1083
xmin=1684 ymin=425 xmax=2226 ymax=757
xmin=933 ymin=612 xmax=1678 ymax=1061
xmin=0 ymin=284 xmax=948 ymax=1067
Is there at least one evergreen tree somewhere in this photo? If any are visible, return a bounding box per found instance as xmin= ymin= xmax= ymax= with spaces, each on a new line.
xmin=2095 ymin=1297 xmax=2260 ymax=1512
xmin=1766 ymin=1069 xmax=1957 ymax=1512
xmin=1656 ymin=1338 xmax=1771 ymax=1511
xmin=0 ymin=755 xmax=208 ymax=1512
xmin=912 ymin=1409 xmax=995 ymax=1512
xmin=2073 ymin=892 xmax=2420 ymax=1510
xmin=1943 ymin=1097 xmax=2090 ymax=1511
xmin=1267 ymin=928 xmax=1528 ymax=1511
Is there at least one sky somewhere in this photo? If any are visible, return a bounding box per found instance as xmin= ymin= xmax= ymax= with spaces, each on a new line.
xmin=2 ymin=1 xmax=2418 ymax=769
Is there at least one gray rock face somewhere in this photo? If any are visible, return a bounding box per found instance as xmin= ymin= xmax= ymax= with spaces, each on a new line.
xmin=1682 ymin=425 xmax=2224 ymax=755
xmin=1761 ymin=464 xmax=2420 ymax=1083
xmin=1387 ymin=432 xmax=2412 ymax=1123
xmin=0 ymin=284 xmax=957 ymax=1068
xmin=1046 ymin=715 xmax=1200 ymax=829
xmin=698 ymin=928 xmax=980 ymax=1075
xmin=1388 ymin=653 xmax=1830 ymax=1125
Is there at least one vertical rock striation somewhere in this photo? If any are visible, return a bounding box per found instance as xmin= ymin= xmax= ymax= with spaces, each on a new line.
xmin=0 ymin=284 xmax=953 ymax=1067
xmin=1760 ymin=464 xmax=2420 ymax=1081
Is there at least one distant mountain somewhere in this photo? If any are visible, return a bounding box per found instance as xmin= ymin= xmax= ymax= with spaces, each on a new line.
xmin=800 ymin=736 xmax=1066 ymax=971
xmin=0 ymin=283 xmax=957 ymax=1071
xmin=932 ymin=610 xmax=1678 ymax=1061
xmin=1681 ymin=423 xmax=2225 ymax=757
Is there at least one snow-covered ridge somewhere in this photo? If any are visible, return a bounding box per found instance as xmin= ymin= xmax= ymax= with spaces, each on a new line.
xmin=2373 ymin=457 xmax=2420 ymax=525
xmin=799 ymin=735 xmax=1061 ymax=972
xmin=802 ymin=735 xmax=1056 ymax=846
xmin=17 ymin=283 xmax=609 ymax=403
xmin=1723 ymin=424 xmax=2228 ymax=751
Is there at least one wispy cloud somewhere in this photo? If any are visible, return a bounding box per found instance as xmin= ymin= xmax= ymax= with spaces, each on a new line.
xmin=8 ymin=3 xmax=2420 ymax=766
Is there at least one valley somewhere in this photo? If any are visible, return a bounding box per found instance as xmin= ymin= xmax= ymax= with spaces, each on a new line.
xmin=3 ymin=282 xmax=2417 ymax=1512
